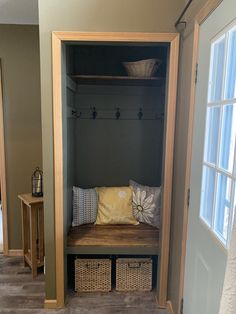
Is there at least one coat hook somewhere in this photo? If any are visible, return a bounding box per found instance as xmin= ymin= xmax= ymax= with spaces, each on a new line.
xmin=91 ymin=106 xmax=97 ymax=120
xmin=115 ymin=108 xmax=120 ymax=120
xmin=138 ymin=108 xmax=143 ymax=120
xmin=71 ymin=109 xmax=82 ymax=118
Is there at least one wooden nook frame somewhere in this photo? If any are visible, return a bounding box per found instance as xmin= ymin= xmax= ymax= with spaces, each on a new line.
xmin=52 ymin=31 xmax=179 ymax=308
xmin=0 ymin=60 xmax=9 ymax=255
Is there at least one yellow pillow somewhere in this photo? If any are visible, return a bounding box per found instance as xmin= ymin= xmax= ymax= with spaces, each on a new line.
xmin=95 ymin=187 xmax=138 ymax=225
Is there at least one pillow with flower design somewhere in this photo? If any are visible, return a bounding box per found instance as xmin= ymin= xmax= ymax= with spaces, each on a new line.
xmin=129 ymin=180 xmax=161 ymax=228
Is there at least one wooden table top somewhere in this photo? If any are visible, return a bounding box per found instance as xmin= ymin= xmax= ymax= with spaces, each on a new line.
xmin=18 ymin=193 xmax=43 ymax=206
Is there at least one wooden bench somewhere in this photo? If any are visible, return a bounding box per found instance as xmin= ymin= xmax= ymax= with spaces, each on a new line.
xmin=67 ymin=223 xmax=159 ymax=255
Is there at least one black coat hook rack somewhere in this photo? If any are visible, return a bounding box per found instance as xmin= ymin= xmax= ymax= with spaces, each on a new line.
xmin=74 ymin=106 xmax=164 ymax=121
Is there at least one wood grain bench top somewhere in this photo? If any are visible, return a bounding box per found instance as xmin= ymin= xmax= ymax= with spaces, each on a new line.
xmin=67 ymin=223 xmax=159 ymax=249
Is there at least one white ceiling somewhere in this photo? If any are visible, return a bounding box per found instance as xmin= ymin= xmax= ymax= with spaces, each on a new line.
xmin=0 ymin=0 xmax=38 ymax=25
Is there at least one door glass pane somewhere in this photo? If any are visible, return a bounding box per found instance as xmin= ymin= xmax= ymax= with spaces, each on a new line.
xmin=200 ymin=166 xmax=216 ymax=225
xmin=208 ymin=36 xmax=225 ymax=102
xmin=204 ymin=106 xmax=220 ymax=164
xmin=219 ymin=104 xmax=236 ymax=173
xmin=224 ymin=26 xmax=236 ymax=99
xmin=215 ymin=174 xmax=231 ymax=242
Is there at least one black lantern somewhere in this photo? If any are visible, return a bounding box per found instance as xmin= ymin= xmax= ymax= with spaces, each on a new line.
xmin=32 ymin=167 xmax=43 ymax=197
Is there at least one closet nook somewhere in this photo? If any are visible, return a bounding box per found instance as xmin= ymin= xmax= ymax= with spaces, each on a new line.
xmin=52 ymin=32 xmax=179 ymax=308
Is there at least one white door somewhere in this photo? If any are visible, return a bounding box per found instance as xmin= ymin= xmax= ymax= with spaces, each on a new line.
xmin=184 ymin=1 xmax=236 ymax=313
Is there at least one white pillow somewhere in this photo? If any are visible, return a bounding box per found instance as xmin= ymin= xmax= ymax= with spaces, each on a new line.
xmin=130 ymin=180 xmax=161 ymax=228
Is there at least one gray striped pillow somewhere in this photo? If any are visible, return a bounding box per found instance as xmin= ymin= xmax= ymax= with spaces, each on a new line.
xmin=72 ymin=186 xmax=98 ymax=226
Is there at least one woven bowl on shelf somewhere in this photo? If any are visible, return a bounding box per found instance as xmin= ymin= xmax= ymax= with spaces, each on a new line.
xmin=123 ymin=58 xmax=161 ymax=77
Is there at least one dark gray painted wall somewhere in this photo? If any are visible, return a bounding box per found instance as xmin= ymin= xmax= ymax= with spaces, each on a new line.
xmin=75 ymin=119 xmax=163 ymax=187
xmin=64 ymin=84 xmax=165 ymax=231
xmin=74 ymin=85 xmax=164 ymax=188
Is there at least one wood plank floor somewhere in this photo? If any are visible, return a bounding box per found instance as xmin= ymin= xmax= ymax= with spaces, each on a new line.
xmin=0 ymin=255 xmax=167 ymax=314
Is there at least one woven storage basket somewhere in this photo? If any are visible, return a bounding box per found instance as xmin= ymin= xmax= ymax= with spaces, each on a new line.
xmin=116 ymin=258 xmax=152 ymax=292
xmin=75 ymin=258 xmax=111 ymax=292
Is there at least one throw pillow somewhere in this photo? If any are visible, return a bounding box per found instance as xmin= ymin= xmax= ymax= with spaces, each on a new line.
xmin=72 ymin=186 xmax=98 ymax=226
xmin=95 ymin=186 xmax=138 ymax=225
xmin=129 ymin=180 xmax=161 ymax=228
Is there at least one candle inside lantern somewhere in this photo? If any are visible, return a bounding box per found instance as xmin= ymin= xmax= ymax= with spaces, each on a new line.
xmin=36 ymin=175 xmax=41 ymax=193
xmin=32 ymin=167 xmax=43 ymax=197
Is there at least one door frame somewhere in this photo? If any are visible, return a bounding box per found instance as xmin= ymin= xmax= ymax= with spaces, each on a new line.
xmin=51 ymin=31 xmax=179 ymax=308
xmin=0 ymin=60 xmax=9 ymax=255
xmin=178 ymin=0 xmax=223 ymax=311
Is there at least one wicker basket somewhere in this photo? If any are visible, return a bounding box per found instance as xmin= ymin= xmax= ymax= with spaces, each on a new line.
xmin=116 ymin=258 xmax=152 ymax=292
xmin=75 ymin=258 xmax=111 ymax=292
xmin=123 ymin=58 xmax=161 ymax=77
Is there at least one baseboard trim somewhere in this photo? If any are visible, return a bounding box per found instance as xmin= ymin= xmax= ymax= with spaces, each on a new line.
xmin=7 ymin=249 xmax=23 ymax=256
xmin=44 ymin=299 xmax=58 ymax=309
xmin=167 ymin=300 xmax=174 ymax=314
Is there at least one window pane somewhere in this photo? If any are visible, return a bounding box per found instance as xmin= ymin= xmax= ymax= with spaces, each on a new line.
xmin=208 ymin=36 xmax=225 ymax=102
xmin=224 ymin=27 xmax=236 ymax=99
xmin=219 ymin=104 xmax=236 ymax=173
xmin=204 ymin=106 xmax=220 ymax=164
xmin=214 ymin=174 xmax=231 ymax=242
xmin=200 ymin=166 xmax=216 ymax=225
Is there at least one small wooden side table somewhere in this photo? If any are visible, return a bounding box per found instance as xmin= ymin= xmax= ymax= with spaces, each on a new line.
xmin=18 ymin=193 xmax=44 ymax=278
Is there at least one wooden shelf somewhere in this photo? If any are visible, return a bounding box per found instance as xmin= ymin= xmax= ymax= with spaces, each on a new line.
xmin=67 ymin=223 xmax=159 ymax=255
xmin=70 ymin=75 xmax=165 ymax=86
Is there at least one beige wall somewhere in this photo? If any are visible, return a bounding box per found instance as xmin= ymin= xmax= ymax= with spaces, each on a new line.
xmin=168 ymin=30 xmax=194 ymax=314
xmin=0 ymin=25 xmax=42 ymax=249
xmin=168 ymin=0 xmax=214 ymax=312
xmin=38 ymin=0 xmax=184 ymax=300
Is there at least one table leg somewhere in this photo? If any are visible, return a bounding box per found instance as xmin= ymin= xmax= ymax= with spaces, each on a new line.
xmin=21 ymin=202 xmax=28 ymax=267
xmin=38 ymin=206 xmax=44 ymax=263
xmin=30 ymin=205 xmax=37 ymax=278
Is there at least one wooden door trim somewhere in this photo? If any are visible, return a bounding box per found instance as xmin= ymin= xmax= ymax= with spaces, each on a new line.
xmin=52 ymin=33 xmax=64 ymax=309
xmin=0 ymin=60 xmax=9 ymax=255
xmin=178 ymin=0 xmax=223 ymax=312
xmin=52 ymin=31 xmax=177 ymax=43
xmin=52 ymin=31 xmax=179 ymax=308
xmin=158 ymin=33 xmax=179 ymax=305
